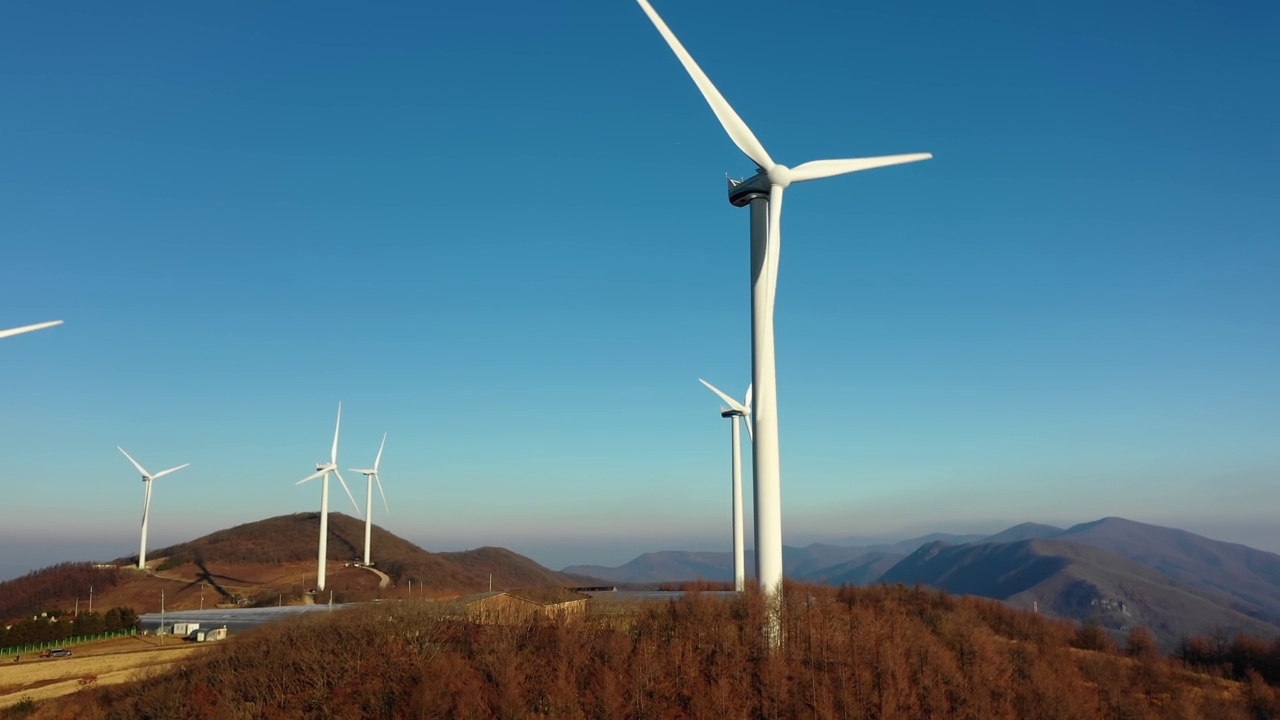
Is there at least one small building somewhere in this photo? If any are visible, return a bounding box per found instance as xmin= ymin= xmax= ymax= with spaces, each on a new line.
xmin=186 ymin=626 xmax=227 ymax=642
xmin=459 ymin=588 xmax=589 ymax=625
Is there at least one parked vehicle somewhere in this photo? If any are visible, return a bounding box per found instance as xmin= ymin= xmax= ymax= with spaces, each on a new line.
xmin=46 ymin=649 xmax=73 ymax=658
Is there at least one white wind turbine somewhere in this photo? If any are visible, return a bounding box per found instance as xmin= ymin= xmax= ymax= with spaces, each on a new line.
xmin=635 ymin=0 xmax=931 ymax=603
xmin=700 ymin=378 xmax=751 ymax=592
xmin=0 ymin=320 xmax=63 ymax=340
xmin=349 ymin=433 xmax=389 ymax=566
xmin=117 ymin=447 xmax=190 ymax=570
xmin=296 ymin=403 xmax=360 ymax=592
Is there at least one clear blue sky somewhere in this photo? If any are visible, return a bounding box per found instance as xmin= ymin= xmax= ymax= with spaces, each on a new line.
xmin=2 ymin=0 xmax=1277 ymax=575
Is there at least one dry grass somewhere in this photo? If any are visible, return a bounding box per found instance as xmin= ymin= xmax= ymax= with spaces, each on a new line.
xmin=0 ymin=638 xmax=212 ymax=708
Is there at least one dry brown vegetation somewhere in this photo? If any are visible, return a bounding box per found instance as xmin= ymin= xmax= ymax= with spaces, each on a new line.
xmin=0 ymin=565 xmax=122 ymax=622
xmin=21 ymin=582 xmax=1280 ymax=719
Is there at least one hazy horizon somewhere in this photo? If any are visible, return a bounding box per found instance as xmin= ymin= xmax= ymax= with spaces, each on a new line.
xmin=3 ymin=509 xmax=1277 ymax=582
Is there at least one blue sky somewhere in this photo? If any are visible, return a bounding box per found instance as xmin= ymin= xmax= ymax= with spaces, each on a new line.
xmin=2 ymin=0 xmax=1277 ymax=575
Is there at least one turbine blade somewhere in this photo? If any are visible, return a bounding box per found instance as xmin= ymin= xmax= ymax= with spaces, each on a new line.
xmin=150 ymin=463 xmax=190 ymax=480
xmin=634 ymin=0 xmax=773 ymax=170
xmin=296 ymin=469 xmax=327 ymax=485
xmin=699 ymin=378 xmax=748 ymax=414
xmin=742 ymin=414 xmax=754 ymax=443
xmin=330 ymin=402 xmax=342 ymax=466
xmin=375 ymin=473 xmax=389 ymax=516
xmin=789 ymin=153 xmax=932 ymax=184
xmin=117 ymin=447 xmax=151 ymax=479
xmin=765 ymin=184 xmax=784 ymax=315
xmin=374 ymin=433 xmax=386 ymax=473
xmin=0 ymin=320 xmax=64 ymax=340
xmin=744 ymin=384 xmax=753 ymax=415
xmin=334 ymin=469 xmax=360 ymax=515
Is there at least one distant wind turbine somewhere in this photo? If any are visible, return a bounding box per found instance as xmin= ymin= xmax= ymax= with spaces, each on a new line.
xmin=349 ymin=433 xmax=389 ymax=566
xmin=635 ymin=0 xmax=931 ymax=606
xmin=0 ymin=320 xmax=63 ymax=340
xmin=118 ymin=447 xmax=190 ymax=570
xmin=296 ymin=403 xmax=360 ymax=592
xmin=700 ymin=378 xmax=751 ymax=592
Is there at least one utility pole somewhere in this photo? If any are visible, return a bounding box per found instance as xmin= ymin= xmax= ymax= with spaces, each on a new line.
xmin=75 ymin=598 xmax=79 ymax=617
xmin=489 ymin=573 xmax=493 ymax=593
xmin=200 ymin=583 xmax=206 ymax=611
xmin=88 ymin=586 xmax=93 ymax=615
xmin=160 ymin=590 xmax=165 ymax=645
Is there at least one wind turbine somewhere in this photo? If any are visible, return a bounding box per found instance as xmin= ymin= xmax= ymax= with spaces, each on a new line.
xmin=349 ymin=433 xmax=389 ymax=566
xmin=700 ymin=378 xmax=751 ymax=592
xmin=296 ymin=403 xmax=360 ymax=592
xmin=117 ymin=447 xmax=190 ymax=570
xmin=0 ymin=320 xmax=63 ymax=340
xmin=635 ymin=0 xmax=931 ymax=604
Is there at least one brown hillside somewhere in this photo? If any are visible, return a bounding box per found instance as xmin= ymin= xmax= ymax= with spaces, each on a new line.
xmin=2 ymin=514 xmax=593 ymax=619
xmin=31 ymin=583 xmax=1279 ymax=719
xmin=133 ymin=512 xmax=580 ymax=593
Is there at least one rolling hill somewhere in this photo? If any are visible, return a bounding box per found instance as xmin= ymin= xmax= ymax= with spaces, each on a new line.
xmin=1 ymin=513 xmax=596 ymax=622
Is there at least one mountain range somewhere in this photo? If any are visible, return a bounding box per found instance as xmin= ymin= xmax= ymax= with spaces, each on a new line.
xmin=564 ymin=517 xmax=1280 ymax=648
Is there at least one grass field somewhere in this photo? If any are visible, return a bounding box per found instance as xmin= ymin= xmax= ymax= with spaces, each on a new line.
xmin=0 ymin=636 xmax=213 ymax=708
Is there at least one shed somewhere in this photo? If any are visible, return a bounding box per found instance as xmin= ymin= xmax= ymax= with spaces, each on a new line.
xmin=460 ymin=588 xmax=589 ymax=625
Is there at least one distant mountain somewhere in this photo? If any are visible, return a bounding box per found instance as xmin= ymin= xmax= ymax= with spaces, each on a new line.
xmin=565 ymin=541 xmax=915 ymax=585
xmin=1051 ymin=517 xmax=1280 ymax=625
xmin=861 ymin=533 xmax=987 ymax=555
xmin=880 ymin=537 xmax=1280 ymax=649
xmin=805 ymin=551 xmax=905 ymax=586
xmin=979 ymin=523 xmax=1064 ymax=544
xmin=564 ymin=551 xmax=738 ymax=584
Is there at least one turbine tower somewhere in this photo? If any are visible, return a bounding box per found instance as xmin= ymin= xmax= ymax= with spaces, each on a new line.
xmin=296 ymin=403 xmax=360 ymax=592
xmin=635 ymin=0 xmax=931 ymax=605
xmin=700 ymin=378 xmax=751 ymax=592
xmin=0 ymin=320 xmax=63 ymax=340
xmin=349 ymin=433 xmax=389 ymax=566
xmin=117 ymin=447 xmax=190 ymax=570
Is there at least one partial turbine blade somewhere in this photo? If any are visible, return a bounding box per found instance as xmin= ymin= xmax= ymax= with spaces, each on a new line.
xmin=373 ymin=433 xmax=386 ymax=473
xmin=634 ymin=0 xmax=774 ymax=171
xmin=789 ymin=153 xmax=932 ymax=184
xmin=765 ymin=184 xmax=784 ymax=315
xmin=150 ymin=463 xmax=190 ymax=480
xmin=699 ymin=378 xmax=749 ymax=415
xmin=744 ymin=384 xmax=753 ymax=415
xmin=334 ymin=469 xmax=361 ymax=515
xmin=741 ymin=414 xmax=754 ymax=443
xmin=330 ymin=402 xmax=342 ymax=466
xmin=0 ymin=320 xmax=64 ymax=340
xmin=296 ymin=468 xmax=328 ymax=485
xmin=374 ymin=473 xmax=390 ymax=515
xmin=117 ymin=447 xmax=152 ymax=479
